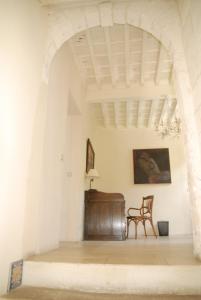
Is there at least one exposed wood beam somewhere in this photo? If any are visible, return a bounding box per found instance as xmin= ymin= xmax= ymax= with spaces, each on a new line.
xmin=168 ymin=99 xmax=177 ymax=124
xmin=114 ymin=102 xmax=120 ymax=128
xmin=126 ymin=101 xmax=133 ymax=127
xmin=158 ymin=97 xmax=169 ymax=126
xmin=137 ymin=99 xmax=143 ymax=127
xmin=104 ymin=27 xmax=116 ymax=86
xmin=169 ymin=63 xmax=174 ymax=84
xmin=164 ymin=96 xmax=173 ymax=123
xmin=147 ymin=99 xmax=158 ymax=128
xmin=68 ymin=39 xmax=86 ymax=83
xmin=41 ymin=0 xmax=105 ymax=8
xmin=155 ymin=44 xmax=165 ymax=85
xmin=99 ymin=1 xmax=113 ymax=27
xmin=101 ymin=103 xmax=109 ymax=127
xmin=140 ymin=31 xmax=147 ymax=85
xmin=86 ymin=83 xmax=175 ymax=103
xmin=124 ymin=24 xmax=131 ymax=87
xmin=85 ymin=29 xmax=101 ymax=86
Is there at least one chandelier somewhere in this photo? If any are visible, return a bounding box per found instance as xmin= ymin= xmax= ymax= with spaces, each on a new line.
xmin=155 ymin=117 xmax=182 ymax=138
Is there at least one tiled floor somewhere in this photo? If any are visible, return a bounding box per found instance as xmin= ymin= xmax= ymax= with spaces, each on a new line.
xmin=27 ymin=236 xmax=200 ymax=266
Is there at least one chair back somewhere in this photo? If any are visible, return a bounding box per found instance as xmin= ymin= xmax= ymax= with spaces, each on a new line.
xmin=141 ymin=195 xmax=154 ymax=218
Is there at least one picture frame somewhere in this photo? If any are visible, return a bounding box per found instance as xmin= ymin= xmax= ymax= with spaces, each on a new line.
xmin=8 ymin=259 xmax=23 ymax=291
xmin=86 ymin=138 xmax=95 ymax=173
xmin=133 ymin=148 xmax=171 ymax=184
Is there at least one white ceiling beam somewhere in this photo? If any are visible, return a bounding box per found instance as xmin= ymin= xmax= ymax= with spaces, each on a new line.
xmin=165 ymin=96 xmax=173 ymax=123
xmin=168 ymin=99 xmax=177 ymax=124
xmin=126 ymin=101 xmax=133 ymax=128
xmin=99 ymin=2 xmax=113 ymax=27
xmin=104 ymin=27 xmax=116 ymax=86
xmin=124 ymin=24 xmax=131 ymax=87
xmin=41 ymin=0 xmax=104 ymax=8
xmin=169 ymin=63 xmax=174 ymax=84
xmin=85 ymin=29 xmax=101 ymax=86
xmin=101 ymin=103 xmax=109 ymax=128
xmin=137 ymin=99 xmax=143 ymax=127
xmin=114 ymin=102 xmax=120 ymax=128
xmin=147 ymin=99 xmax=158 ymax=128
xmin=157 ymin=97 xmax=169 ymax=126
xmin=68 ymin=39 xmax=86 ymax=84
xmin=140 ymin=31 xmax=147 ymax=85
xmin=86 ymin=83 xmax=175 ymax=102
xmin=155 ymin=44 xmax=165 ymax=85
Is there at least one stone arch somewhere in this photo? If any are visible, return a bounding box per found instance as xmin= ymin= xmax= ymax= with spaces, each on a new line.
xmin=43 ymin=0 xmax=201 ymax=258
xmin=43 ymin=1 xmax=183 ymax=81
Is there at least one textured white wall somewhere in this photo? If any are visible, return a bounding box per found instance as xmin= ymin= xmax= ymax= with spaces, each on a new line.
xmin=176 ymin=0 xmax=201 ymax=257
xmin=178 ymin=0 xmax=201 ymax=149
xmin=90 ymin=127 xmax=191 ymax=237
xmin=0 ymin=0 xmax=47 ymax=294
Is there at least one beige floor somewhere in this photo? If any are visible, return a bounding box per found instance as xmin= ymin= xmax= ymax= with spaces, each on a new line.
xmin=2 ymin=287 xmax=201 ymax=300
xmin=28 ymin=236 xmax=200 ymax=266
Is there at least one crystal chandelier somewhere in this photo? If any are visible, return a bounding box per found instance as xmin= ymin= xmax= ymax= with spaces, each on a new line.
xmin=155 ymin=117 xmax=182 ymax=138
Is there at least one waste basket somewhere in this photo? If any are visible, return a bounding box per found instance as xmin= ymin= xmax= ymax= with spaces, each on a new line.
xmin=157 ymin=221 xmax=169 ymax=236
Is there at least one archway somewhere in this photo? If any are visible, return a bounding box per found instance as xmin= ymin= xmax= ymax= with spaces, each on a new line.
xmin=41 ymin=0 xmax=201 ymax=258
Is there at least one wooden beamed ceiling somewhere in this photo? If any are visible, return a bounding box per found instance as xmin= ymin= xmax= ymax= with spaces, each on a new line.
xmin=69 ymin=24 xmax=173 ymax=87
xmin=68 ymin=24 xmax=178 ymax=130
xmin=89 ymin=97 xmax=178 ymax=129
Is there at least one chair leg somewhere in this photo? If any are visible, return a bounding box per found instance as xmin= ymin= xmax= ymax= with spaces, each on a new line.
xmin=134 ymin=221 xmax=138 ymax=239
xmin=126 ymin=219 xmax=130 ymax=238
xmin=150 ymin=219 xmax=157 ymax=238
xmin=143 ymin=220 xmax=147 ymax=238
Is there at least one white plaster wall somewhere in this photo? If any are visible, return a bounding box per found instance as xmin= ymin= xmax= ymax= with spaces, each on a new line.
xmin=0 ymin=0 xmax=47 ymax=294
xmin=177 ymin=0 xmax=201 ymax=148
xmin=60 ymin=113 xmax=87 ymax=242
xmin=33 ymin=43 xmax=86 ymax=253
xmin=90 ymin=127 xmax=192 ymax=236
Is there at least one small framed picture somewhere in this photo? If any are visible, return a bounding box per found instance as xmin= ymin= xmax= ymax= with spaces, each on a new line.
xmin=8 ymin=259 xmax=23 ymax=291
xmin=86 ymin=139 xmax=95 ymax=173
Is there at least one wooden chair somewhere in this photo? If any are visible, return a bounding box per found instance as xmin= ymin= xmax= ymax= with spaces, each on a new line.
xmin=126 ymin=195 xmax=157 ymax=239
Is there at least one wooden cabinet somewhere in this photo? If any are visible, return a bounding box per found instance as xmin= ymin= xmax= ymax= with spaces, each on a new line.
xmin=84 ymin=190 xmax=126 ymax=241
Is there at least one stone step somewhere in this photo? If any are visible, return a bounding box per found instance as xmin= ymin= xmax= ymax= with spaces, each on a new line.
xmin=22 ymin=261 xmax=201 ymax=295
xmin=2 ymin=287 xmax=201 ymax=300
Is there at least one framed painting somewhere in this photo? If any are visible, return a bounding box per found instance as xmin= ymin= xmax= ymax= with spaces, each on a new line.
xmin=86 ymin=138 xmax=95 ymax=173
xmin=133 ymin=148 xmax=171 ymax=184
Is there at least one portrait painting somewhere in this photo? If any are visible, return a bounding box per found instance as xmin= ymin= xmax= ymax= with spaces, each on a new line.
xmin=86 ymin=138 xmax=95 ymax=173
xmin=133 ymin=148 xmax=171 ymax=184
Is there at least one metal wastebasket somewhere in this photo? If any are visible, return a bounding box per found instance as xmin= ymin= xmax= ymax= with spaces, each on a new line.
xmin=157 ymin=221 xmax=169 ymax=236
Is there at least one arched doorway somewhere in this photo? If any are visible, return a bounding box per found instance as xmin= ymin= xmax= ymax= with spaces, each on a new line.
xmin=41 ymin=0 xmax=201 ymax=258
